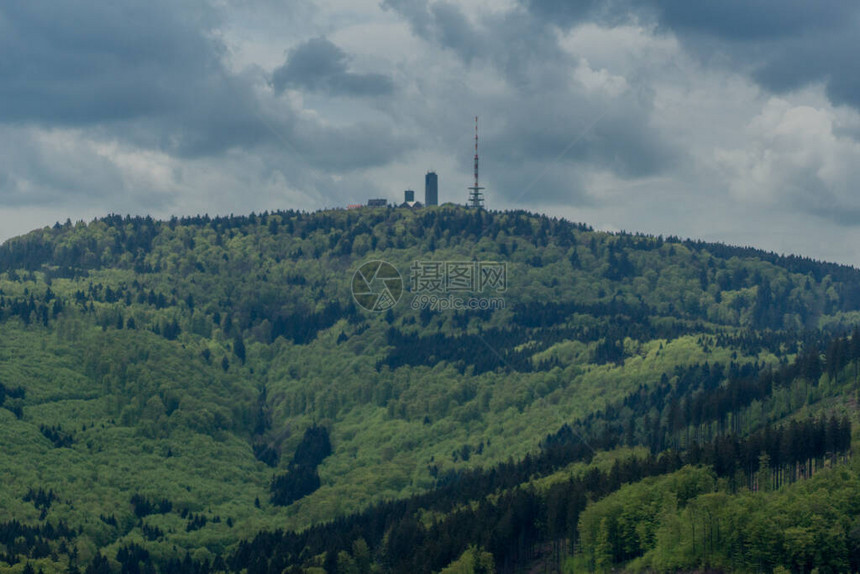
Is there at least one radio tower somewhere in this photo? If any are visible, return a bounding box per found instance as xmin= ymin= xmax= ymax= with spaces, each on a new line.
xmin=468 ymin=116 xmax=485 ymax=209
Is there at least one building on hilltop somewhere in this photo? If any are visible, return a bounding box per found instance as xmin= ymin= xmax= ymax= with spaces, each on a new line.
xmin=400 ymin=189 xmax=422 ymax=208
xmin=425 ymin=172 xmax=438 ymax=206
xmin=367 ymin=198 xmax=388 ymax=207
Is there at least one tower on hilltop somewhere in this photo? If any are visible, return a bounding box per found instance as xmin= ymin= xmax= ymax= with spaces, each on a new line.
xmin=468 ymin=116 xmax=484 ymax=209
xmin=425 ymin=171 xmax=438 ymax=206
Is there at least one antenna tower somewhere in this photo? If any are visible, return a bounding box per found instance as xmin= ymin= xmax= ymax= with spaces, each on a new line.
xmin=468 ymin=116 xmax=485 ymax=208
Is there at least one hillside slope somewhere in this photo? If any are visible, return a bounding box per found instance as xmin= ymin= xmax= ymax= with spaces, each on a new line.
xmin=1 ymin=206 xmax=859 ymax=573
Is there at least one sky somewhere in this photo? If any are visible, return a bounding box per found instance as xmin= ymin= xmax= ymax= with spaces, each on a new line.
xmin=2 ymin=1 xmax=860 ymax=265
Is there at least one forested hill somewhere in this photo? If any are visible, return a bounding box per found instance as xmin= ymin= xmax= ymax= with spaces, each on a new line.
xmin=4 ymin=208 xmax=860 ymax=335
xmin=1 ymin=206 xmax=860 ymax=573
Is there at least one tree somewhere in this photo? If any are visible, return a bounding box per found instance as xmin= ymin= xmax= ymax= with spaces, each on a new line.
xmin=352 ymin=538 xmax=372 ymax=574
xmin=234 ymin=335 xmax=246 ymax=364
xmin=756 ymin=452 xmax=771 ymax=493
xmin=337 ymin=550 xmax=359 ymax=574
xmin=470 ymin=546 xmax=494 ymax=574
xmin=84 ymin=554 xmax=112 ymax=574
xmin=595 ymin=517 xmax=613 ymax=572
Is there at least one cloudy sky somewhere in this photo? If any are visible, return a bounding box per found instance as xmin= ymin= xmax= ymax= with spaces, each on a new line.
xmin=2 ymin=1 xmax=860 ymax=265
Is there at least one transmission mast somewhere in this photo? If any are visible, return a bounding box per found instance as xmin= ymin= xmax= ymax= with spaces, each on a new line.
xmin=468 ymin=116 xmax=485 ymax=209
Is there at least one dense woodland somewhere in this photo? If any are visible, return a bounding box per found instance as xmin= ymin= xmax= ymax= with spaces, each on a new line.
xmin=1 ymin=206 xmax=859 ymax=573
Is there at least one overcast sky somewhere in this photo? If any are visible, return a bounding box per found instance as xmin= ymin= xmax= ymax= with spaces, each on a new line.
xmin=2 ymin=1 xmax=860 ymax=265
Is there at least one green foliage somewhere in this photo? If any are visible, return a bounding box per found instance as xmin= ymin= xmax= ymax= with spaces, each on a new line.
xmin=578 ymin=466 xmax=716 ymax=568
xmin=644 ymin=466 xmax=860 ymax=573
xmin=438 ymin=546 xmax=495 ymax=574
xmin=570 ymin=461 xmax=860 ymax=573
xmin=0 ymin=206 xmax=859 ymax=572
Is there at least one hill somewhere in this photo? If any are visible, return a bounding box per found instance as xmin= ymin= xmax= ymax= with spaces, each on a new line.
xmin=1 ymin=206 xmax=859 ymax=573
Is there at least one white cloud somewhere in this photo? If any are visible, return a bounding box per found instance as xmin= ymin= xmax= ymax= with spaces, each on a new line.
xmin=557 ymin=21 xmax=681 ymax=75
xmin=716 ymin=97 xmax=860 ymax=219
xmin=572 ymin=58 xmax=628 ymax=97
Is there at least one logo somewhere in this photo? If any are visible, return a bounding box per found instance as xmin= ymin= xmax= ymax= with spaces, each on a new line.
xmin=351 ymin=260 xmax=404 ymax=312
xmin=410 ymin=261 xmax=506 ymax=294
xmin=351 ymin=259 xmax=506 ymax=312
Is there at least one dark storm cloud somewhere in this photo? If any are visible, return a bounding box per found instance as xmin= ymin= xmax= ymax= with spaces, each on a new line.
xmin=381 ymin=0 xmax=482 ymax=61
xmin=0 ymin=0 xmax=403 ymax=159
xmin=0 ymin=0 xmax=294 ymax=163
xmin=382 ymin=0 xmax=679 ymax=206
xmin=382 ymin=0 xmax=564 ymax=81
xmin=425 ymin=2 xmax=483 ymax=63
xmin=522 ymin=0 xmax=854 ymax=38
xmin=490 ymin=100 xmax=673 ymax=177
xmin=271 ymin=37 xmax=394 ymax=97
xmin=0 ymin=0 xmax=413 ymax=209
xmin=649 ymin=0 xmax=860 ymax=109
xmin=750 ymin=28 xmax=860 ymax=110
xmin=478 ymin=97 xmax=677 ymax=207
xmin=523 ymin=0 xmax=625 ymax=29
xmin=648 ymin=0 xmax=854 ymax=40
xmin=0 ymin=0 xmax=219 ymax=125
xmin=519 ymin=0 xmax=860 ymax=110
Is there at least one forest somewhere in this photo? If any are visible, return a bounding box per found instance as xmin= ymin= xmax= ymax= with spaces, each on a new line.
xmin=1 ymin=206 xmax=859 ymax=573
